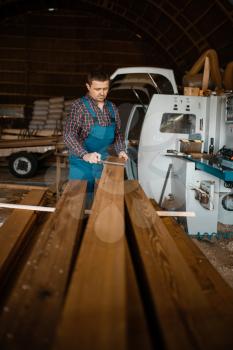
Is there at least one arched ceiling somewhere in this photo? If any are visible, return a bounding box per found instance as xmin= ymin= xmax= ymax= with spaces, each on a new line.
xmin=0 ymin=0 xmax=232 ymax=104
xmin=0 ymin=0 xmax=232 ymax=72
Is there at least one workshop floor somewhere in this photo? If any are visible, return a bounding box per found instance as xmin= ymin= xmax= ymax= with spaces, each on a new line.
xmin=0 ymin=164 xmax=68 ymax=225
xmin=0 ymin=164 xmax=233 ymax=289
xmin=0 ymin=163 xmax=69 ymax=188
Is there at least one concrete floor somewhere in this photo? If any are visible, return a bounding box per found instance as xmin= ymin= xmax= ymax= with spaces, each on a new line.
xmin=0 ymin=163 xmax=68 ymax=225
xmin=0 ymin=163 xmax=68 ymax=188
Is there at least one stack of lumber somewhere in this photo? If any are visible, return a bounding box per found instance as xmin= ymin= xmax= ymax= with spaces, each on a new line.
xmin=0 ymin=128 xmax=62 ymax=140
xmin=0 ymin=138 xmax=58 ymax=149
xmin=0 ymin=104 xmax=25 ymax=119
xmin=0 ymin=159 xmax=233 ymax=350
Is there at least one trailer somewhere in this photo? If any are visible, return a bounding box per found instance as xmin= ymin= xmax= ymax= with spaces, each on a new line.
xmin=0 ymin=138 xmax=60 ymax=178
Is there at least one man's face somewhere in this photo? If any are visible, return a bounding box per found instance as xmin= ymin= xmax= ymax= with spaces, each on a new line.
xmin=86 ymin=80 xmax=110 ymax=103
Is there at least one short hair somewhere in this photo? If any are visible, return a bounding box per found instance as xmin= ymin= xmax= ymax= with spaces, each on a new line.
xmin=87 ymin=70 xmax=110 ymax=85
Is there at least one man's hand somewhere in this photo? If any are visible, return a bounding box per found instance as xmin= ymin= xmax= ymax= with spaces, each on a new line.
xmin=83 ymin=152 xmax=101 ymax=163
xmin=118 ymin=151 xmax=128 ymax=161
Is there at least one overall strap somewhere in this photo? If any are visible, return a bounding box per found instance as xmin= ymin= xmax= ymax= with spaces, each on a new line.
xmin=106 ymin=100 xmax=116 ymax=123
xmin=82 ymin=96 xmax=96 ymax=118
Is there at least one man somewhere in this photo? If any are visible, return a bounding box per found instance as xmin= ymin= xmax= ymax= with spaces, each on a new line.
xmin=64 ymin=70 xmax=128 ymax=198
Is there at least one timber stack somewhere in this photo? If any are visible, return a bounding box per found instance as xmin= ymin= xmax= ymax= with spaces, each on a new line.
xmin=0 ymin=158 xmax=233 ymax=350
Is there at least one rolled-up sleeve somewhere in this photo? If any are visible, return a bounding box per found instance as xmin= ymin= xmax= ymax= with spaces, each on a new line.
xmin=63 ymin=104 xmax=88 ymax=158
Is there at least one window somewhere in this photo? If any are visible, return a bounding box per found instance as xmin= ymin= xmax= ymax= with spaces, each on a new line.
xmin=160 ymin=113 xmax=196 ymax=134
xmin=128 ymin=107 xmax=146 ymax=140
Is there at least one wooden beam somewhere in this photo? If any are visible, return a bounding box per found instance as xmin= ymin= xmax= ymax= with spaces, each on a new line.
xmin=124 ymin=180 xmax=233 ymax=350
xmin=53 ymin=159 xmax=152 ymax=350
xmin=0 ymin=181 xmax=87 ymax=350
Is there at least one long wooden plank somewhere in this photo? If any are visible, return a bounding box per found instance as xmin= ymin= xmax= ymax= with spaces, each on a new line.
xmin=0 ymin=189 xmax=47 ymax=284
xmin=1 ymin=128 xmax=61 ymax=137
xmin=151 ymin=199 xmax=233 ymax=314
xmin=0 ymin=183 xmax=48 ymax=190
xmin=53 ymin=159 xmax=152 ymax=350
xmin=0 ymin=203 xmax=55 ymax=212
xmin=0 ymin=137 xmax=58 ymax=148
xmin=0 ymin=181 xmax=87 ymax=350
xmin=124 ymin=180 xmax=233 ymax=350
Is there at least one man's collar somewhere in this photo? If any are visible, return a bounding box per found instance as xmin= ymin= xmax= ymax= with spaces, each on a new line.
xmin=85 ymin=94 xmax=107 ymax=106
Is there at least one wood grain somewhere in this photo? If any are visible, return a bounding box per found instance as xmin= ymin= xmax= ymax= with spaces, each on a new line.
xmin=0 ymin=138 xmax=58 ymax=148
xmin=0 ymin=189 xmax=47 ymax=284
xmin=0 ymin=183 xmax=48 ymax=191
xmin=53 ymin=159 xmax=152 ymax=350
xmin=151 ymin=199 xmax=233 ymax=314
xmin=0 ymin=181 xmax=87 ymax=350
xmin=0 ymin=203 xmax=55 ymax=212
xmin=125 ymin=180 xmax=233 ymax=350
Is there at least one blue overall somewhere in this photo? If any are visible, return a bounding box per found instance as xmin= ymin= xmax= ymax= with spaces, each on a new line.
xmin=69 ymin=97 xmax=116 ymax=198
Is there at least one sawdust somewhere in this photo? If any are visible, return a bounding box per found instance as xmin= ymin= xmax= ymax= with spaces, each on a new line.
xmin=193 ymin=238 xmax=233 ymax=289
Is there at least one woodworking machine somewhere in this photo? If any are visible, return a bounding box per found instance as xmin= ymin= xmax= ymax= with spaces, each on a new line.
xmin=110 ymin=68 xmax=233 ymax=235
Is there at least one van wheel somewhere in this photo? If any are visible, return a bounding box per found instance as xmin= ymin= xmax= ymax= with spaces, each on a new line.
xmin=8 ymin=152 xmax=38 ymax=178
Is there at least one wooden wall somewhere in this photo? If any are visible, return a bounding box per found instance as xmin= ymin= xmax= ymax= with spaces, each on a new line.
xmin=0 ymin=9 xmax=158 ymax=107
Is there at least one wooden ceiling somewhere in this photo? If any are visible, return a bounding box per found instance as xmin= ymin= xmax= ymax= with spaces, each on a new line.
xmin=0 ymin=0 xmax=232 ymax=104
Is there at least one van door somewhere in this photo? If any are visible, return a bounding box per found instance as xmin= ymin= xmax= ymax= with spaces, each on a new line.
xmin=125 ymin=105 xmax=146 ymax=179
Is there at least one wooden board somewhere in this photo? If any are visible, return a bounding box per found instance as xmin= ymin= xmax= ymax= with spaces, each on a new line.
xmin=0 ymin=203 xmax=55 ymax=212
xmin=0 ymin=183 xmax=48 ymax=191
xmin=124 ymin=180 xmax=233 ymax=350
xmin=150 ymin=199 xmax=233 ymax=314
xmin=0 ymin=189 xmax=47 ymax=285
xmin=7 ymin=129 xmax=61 ymax=137
xmin=53 ymin=159 xmax=152 ymax=350
xmin=0 ymin=138 xmax=59 ymax=148
xmin=0 ymin=181 xmax=87 ymax=350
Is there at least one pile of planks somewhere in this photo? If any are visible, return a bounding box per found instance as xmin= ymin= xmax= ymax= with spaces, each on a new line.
xmin=0 ymin=105 xmax=25 ymax=120
xmin=0 ymin=160 xmax=233 ymax=350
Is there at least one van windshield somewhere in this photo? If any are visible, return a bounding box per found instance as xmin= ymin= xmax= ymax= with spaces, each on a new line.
xmin=110 ymin=73 xmax=174 ymax=100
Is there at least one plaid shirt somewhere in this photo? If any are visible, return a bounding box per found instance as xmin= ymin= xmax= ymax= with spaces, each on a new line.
xmin=64 ymin=95 xmax=125 ymax=158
